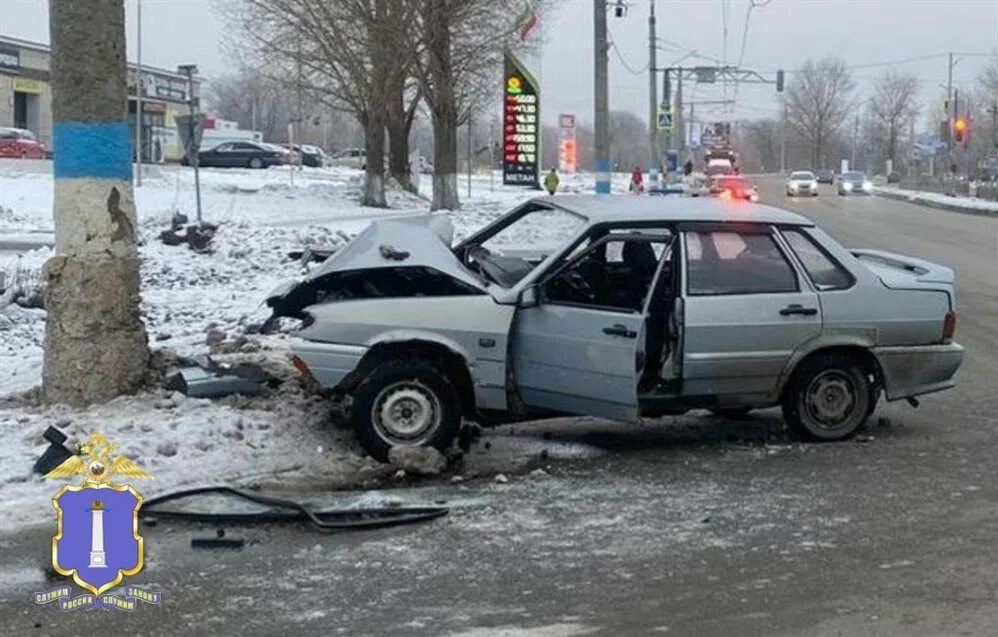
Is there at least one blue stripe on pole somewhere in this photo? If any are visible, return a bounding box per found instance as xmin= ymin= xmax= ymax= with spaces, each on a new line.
xmin=595 ymin=158 xmax=611 ymax=194
xmin=53 ymin=121 xmax=133 ymax=180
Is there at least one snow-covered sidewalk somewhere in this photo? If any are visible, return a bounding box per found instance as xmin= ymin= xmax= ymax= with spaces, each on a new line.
xmin=872 ymin=185 xmax=998 ymax=215
xmin=0 ymin=163 xmax=554 ymax=529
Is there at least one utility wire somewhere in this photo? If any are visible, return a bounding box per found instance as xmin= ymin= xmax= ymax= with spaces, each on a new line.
xmin=609 ymin=39 xmax=648 ymax=75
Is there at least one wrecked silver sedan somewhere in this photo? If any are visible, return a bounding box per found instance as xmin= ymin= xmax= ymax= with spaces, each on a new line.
xmin=267 ymin=196 xmax=964 ymax=460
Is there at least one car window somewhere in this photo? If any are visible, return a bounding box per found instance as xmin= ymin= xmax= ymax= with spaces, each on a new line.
xmin=790 ymin=172 xmax=814 ymax=180
xmin=233 ymin=143 xmax=257 ymax=150
xmin=481 ymin=207 xmax=586 ymax=254
xmin=781 ymin=228 xmax=854 ymax=290
xmin=214 ymin=143 xmax=234 ymax=152
xmin=545 ymin=236 xmax=670 ymax=312
xmin=685 ymin=230 xmax=798 ymax=295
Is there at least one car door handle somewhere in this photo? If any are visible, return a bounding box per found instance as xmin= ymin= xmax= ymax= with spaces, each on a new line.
xmin=779 ymin=304 xmax=818 ymax=316
xmin=603 ymin=324 xmax=638 ymax=338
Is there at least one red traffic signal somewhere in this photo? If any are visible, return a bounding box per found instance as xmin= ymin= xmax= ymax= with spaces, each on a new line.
xmin=953 ymin=117 xmax=968 ymax=143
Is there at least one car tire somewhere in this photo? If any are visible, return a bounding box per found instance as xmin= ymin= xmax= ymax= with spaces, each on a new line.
xmin=782 ymin=353 xmax=871 ymax=442
xmin=812 ymin=192 xmax=818 ymax=197
xmin=249 ymin=157 xmax=263 ymax=169
xmin=350 ymin=359 xmax=462 ymax=462
xmin=709 ymin=407 xmax=753 ymax=419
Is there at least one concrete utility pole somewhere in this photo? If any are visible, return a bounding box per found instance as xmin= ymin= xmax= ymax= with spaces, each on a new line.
xmin=946 ymin=52 xmax=954 ymax=154
xmin=647 ymin=0 xmax=658 ymax=187
xmin=989 ymin=103 xmax=998 ymax=148
xmin=675 ymin=70 xmax=684 ymax=157
xmin=134 ymin=0 xmax=142 ymax=186
xmin=594 ymin=0 xmax=610 ymax=194
xmin=45 ymin=0 xmax=150 ymax=404
xmin=851 ymin=113 xmax=859 ymax=168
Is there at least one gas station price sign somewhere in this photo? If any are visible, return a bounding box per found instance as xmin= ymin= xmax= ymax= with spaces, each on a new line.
xmin=502 ymin=52 xmax=540 ymax=188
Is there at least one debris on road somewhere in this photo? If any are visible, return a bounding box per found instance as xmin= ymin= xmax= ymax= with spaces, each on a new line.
xmin=140 ymin=485 xmax=449 ymax=531
xmin=32 ymin=426 xmax=74 ymax=476
xmin=388 ymin=446 xmax=447 ymax=476
xmin=192 ymin=529 xmax=245 ymax=550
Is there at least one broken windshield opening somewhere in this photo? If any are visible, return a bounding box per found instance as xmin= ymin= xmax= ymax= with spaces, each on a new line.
xmin=457 ymin=203 xmax=587 ymax=288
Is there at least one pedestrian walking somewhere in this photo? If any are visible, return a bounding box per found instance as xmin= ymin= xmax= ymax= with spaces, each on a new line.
xmin=629 ymin=166 xmax=644 ymax=194
xmin=544 ymin=168 xmax=559 ymax=195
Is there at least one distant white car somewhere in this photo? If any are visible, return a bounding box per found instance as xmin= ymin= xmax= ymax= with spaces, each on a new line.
xmin=786 ymin=170 xmax=819 ymax=197
xmin=329 ymin=148 xmax=366 ymax=170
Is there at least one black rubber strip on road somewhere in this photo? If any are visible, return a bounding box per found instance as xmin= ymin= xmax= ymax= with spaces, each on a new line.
xmin=141 ymin=485 xmax=449 ymax=531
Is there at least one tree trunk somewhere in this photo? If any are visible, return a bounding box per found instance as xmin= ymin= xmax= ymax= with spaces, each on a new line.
xmin=426 ymin=1 xmax=459 ymax=210
xmin=361 ymin=112 xmax=388 ymax=207
xmin=386 ymin=73 xmax=411 ymax=191
xmin=431 ymin=107 xmax=459 ymax=210
xmin=44 ymin=0 xmax=150 ymax=405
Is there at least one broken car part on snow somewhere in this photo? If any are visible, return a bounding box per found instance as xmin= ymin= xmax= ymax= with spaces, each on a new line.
xmin=141 ymin=485 xmax=449 ymax=532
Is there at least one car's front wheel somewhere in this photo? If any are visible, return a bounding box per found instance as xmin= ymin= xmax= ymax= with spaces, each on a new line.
xmin=350 ymin=359 xmax=462 ymax=461
xmin=249 ymin=157 xmax=264 ymax=169
xmin=782 ymin=353 xmax=871 ymax=441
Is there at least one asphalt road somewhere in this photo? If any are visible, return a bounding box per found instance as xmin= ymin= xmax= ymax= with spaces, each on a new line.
xmin=2 ymin=178 xmax=997 ymax=636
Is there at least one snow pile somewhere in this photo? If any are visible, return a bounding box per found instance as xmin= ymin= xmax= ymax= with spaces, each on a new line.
xmin=873 ymin=186 xmax=998 ymax=214
xmin=0 ymin=164 xmax=555 ymax=528
xmin=0 ymin=371 xmax=387 ymax=531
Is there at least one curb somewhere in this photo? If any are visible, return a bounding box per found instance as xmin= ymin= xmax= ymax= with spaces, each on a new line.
xmin=873 ymin=188 xmax=998 ymax=217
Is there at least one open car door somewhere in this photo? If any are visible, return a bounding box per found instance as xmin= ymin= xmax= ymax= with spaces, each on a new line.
xmin=511 ymin=232 xmax=674 ymax=421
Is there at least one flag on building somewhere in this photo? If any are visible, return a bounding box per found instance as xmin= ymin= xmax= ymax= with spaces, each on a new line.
xmin=514 ymin=3 xmax=539 ymax=42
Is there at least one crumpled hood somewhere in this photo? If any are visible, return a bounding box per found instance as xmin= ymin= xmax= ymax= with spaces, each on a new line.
xmin=263 ymin=214 xmax=486 ymax=322
xmin=304 ymin=214 xmax=480 ymax=287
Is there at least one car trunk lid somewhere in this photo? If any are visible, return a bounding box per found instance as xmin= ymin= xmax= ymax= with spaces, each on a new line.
xmin=851 ymin=249 xmax=956 ymax=302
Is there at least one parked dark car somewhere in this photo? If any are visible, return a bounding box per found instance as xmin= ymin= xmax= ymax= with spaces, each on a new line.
xmin=182 ymin=141 xmax=285 ymax=169
xmin=293 ymin=144 xmax=326 ymax=168
xmin=815 ymin=169 xmax=835 ymax=184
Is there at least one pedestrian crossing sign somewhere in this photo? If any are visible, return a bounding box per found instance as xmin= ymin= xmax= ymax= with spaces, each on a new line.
xmin=657 ymin=107 xmax=673 ymax=131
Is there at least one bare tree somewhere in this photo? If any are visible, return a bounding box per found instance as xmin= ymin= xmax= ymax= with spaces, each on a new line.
xmin=743 ymin=118 xmax=780 ymax=172
xmin=207 ymin=70 xmax=290 ymax=140
xmin=408 ymin=0 xmax=554 ymax=210
xmin=784 ymin=57 xmax=855 ymax=167
xmin=225 ymin=0 xmax=412 ymax=207
xmin=45 ymin=0 xmax=150 ymax=404
xmin=868 ymin=71 xmax=920 ymax=166
xmin=979 ymin=53 xmax=998 ymax=102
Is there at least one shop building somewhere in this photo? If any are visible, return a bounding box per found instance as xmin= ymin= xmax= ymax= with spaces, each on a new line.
xmin=0 ymin=34 xmax=201 ymax=162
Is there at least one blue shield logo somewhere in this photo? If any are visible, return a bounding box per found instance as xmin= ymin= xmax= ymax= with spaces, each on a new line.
xmin=52 ymin=484 xmax=144 ymax=596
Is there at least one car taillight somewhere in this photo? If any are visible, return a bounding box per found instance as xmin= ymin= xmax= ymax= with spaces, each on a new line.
xmin=943 ymin=311 xmax=956 ymax=341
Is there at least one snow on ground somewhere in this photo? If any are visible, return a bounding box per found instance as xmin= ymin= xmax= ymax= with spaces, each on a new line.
xmin=0 ymin=162 xmax=628 ymax=528
xmin=873 ymin=185 xmax=998 ymax=213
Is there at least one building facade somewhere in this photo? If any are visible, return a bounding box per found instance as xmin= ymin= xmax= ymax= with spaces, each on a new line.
xmin=0 ymin=34 xmax=200 ymax=162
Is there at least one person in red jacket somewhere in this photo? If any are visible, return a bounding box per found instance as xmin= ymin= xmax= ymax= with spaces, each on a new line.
xmin=629 ymin=166 xmax=644 ymax=194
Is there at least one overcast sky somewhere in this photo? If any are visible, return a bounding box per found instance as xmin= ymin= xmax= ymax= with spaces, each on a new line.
xmin=2 ymin=0 xmax=996 ymax=127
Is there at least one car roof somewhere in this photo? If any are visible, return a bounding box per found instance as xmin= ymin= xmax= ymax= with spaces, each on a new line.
xmin=535 ymin=195 xmax=813 ymax=226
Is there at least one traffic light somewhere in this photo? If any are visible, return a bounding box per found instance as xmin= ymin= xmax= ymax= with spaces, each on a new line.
xmin=953 ymin=117 xmax=968 ymax=144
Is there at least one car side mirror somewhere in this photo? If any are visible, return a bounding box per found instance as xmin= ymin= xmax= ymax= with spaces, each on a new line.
xmin=518 ymin=285 xmax=539 ymax=308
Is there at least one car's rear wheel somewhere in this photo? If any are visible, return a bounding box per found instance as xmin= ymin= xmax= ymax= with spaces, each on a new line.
xmin=249 ymin=157 xmax=263 ymax=169
xmin=350 ymin=359 xmax=461 ymax=461
xmin=782 ymin=354 xmax=871 ymax=441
